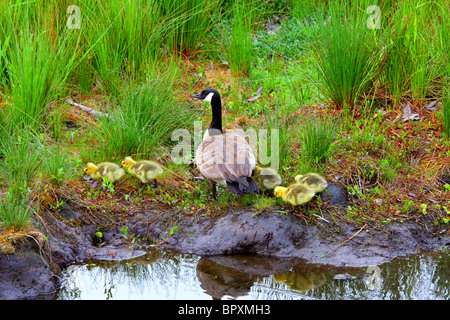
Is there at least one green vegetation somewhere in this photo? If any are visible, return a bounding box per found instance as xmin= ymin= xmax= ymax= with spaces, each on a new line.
xmin=0 ymin=0 xmax=449 ymax=237
xmin=96 ymin=75 xmax=189 ymax=160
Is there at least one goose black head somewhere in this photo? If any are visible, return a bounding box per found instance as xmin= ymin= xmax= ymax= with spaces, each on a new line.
xmin=192 ymin=88 xmax=222 ymax=133
xmin=191 ymin=88 xmax=220 ymax=103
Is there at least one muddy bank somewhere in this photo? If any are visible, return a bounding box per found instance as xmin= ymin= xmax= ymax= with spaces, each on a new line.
xmin=1 ymin=183 xmax=449 ymax=299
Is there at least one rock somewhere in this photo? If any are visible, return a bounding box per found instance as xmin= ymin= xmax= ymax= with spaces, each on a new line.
xmin=319 ymin=182 xmax=348 ymax=207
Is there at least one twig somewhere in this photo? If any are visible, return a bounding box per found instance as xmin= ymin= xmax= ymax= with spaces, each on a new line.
xmin=161 ymin=165 xmax=195 ymax=189
xmin=325 ymin=224 xmax=366 ymax=257
xmin=245 ymin=86 xmax=263 ymax=103
xmin=66 ymin=98 xmax=108 ymax=117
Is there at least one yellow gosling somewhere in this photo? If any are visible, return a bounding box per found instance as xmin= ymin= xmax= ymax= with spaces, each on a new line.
xmin=274 ymin=183 xmax=315 ymax=206
xmin=294 ymin=173 xmax=328 ymax=193
xmin=252 ymin=166 xmax=282 ymax=192
xmin=83 ymin=162 xmax=125 ymax=184
xmin=121 ymin=156 xmax=163 ymax=188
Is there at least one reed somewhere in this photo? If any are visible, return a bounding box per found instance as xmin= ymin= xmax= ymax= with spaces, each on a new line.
xmin=220 ymin=0 xmax=259 ymax=77
xmin=97 ymin=74 xmax=189 ymax=160
xmin=3 ymin=2 xmax=80 ymax=132
xmin=312 ymin=0 xmax=382 ymax=109
xmin=381 ymin=0 xmax=440 ymax=106
xmin=300 ymin=114 xmax=338 ymax=165
xmin=162 ymin=0 xmax=223 ymax=56
xmin=0 ymin=187 xmax=34 ymax=231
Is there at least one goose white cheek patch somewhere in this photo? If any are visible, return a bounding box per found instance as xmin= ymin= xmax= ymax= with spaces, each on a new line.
xmin=204 ymin=92 xmax=214 ymax=103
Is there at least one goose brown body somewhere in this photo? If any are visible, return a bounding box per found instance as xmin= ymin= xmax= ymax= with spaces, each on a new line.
xmin=192 ymin=88 xmax=258 ymax=196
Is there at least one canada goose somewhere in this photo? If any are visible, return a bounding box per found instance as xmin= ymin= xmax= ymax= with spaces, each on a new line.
xmin=83 ymin=162 xmax=125 ymax=184
xmin=120 ymin=156 xmax=163 ymax=188
xmin=252 ymin=166 xmax=282 ymax=193
xmin=274 ymin=183 xmax=315 ymax=206
xmin=192 ymin=88 xmax=258 ymax=198
xmin=294 ymin=173 xmax=328 ymax=193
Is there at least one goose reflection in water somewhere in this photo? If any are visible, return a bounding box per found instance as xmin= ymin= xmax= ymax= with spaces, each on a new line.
xmin=195 ymin=254 xmax=328 ymax=299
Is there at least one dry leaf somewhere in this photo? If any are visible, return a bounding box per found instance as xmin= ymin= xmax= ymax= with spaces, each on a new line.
xmin=402 ymin=103 xmax=420 ymax=122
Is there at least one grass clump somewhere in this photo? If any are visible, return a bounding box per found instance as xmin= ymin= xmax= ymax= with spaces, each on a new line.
xmin=6 ymin=28 xmax=79 ymax=131
xmin=163 ymin=0 xmax=223 ymax=56
xmin=220 ymin=0 xmax=259 ymax=77
xmin=97 ymin=78 xmax=189 ymax=160
xmin=0 ymin=187 xmax=34 ymax=231
xmin=0 ymin=127 xmax=42 ymax=189
xmin=312 ymin=0 xmax=382 ymax=109
xmin=86 ymin=0 xmax=168 ymax=95
xmin=300 ymin=114 xmax=338 ymax=166
xmin=381 ymin=0 xmax=440 ymax=106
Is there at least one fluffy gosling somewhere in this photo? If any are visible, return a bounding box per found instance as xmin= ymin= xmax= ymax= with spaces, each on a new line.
xmin=252 ymin=166 xmax=282 ymax=193
xmin=83 ymin=162 xmax=125 ymax=184
xmin=294 ymin=173 xmax=328 ymax=194
xmin=121 ymin=156 xmax=163 ymax=188
xmin=274 ymin=183 xmax=315 ymax=206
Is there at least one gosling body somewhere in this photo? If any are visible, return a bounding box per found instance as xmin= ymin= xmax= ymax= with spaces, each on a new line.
xmin=121 ymin=156 xmax=163 ymax=188
xmin=274 ymin=183 xmax=315 ymax=206
xmin=83 ymin=162 xmax=125 ymax=184
xmin=252 ymin=166 xmax=282 ymax=192
xmin=294 ymin=173 xmax=328 ymax=193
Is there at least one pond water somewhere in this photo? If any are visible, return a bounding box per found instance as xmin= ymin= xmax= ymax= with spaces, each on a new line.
xmin=57 ymin=250 xmax=450 ymax=300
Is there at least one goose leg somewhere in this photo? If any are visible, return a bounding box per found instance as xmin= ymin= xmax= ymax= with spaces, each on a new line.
xmin=149 ymin=179 xmax=158 ymax=188
xmin=209 ymin=180 xmax=217 ymax=200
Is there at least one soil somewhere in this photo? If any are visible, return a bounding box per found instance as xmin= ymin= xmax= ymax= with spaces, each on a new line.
xmin=1 ymin=183 xmax=449 ymax=299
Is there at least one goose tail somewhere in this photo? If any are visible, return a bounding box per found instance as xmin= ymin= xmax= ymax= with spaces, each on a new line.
xmin=226 ymin=176 xmax=259 ymax=195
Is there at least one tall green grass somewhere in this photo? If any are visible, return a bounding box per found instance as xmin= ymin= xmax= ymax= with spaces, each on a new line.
xmin=220 ymin=0 xmax=259 ymax=77
xmin=0 ymin=126 xmax=42 ymax=190
xmin=96 ymin=75 xmax=189 ymax=160
xmin=3 ymin=4 xmax=80 ymax=131
xmin=382 ymin=0 xmax=440 ymax=106
xmin=0 ymin=187 xmax=34 ymax=231
xmin=300 ymin=114 xmax=338 ymax=165
xmin=437 ymin=1 xmax=450 ymax=78
xmin=163 ymin=0 xmax=223 ymax=56
xmin=86 ymin=0 xmax=168 ymax=95
xmin=312 ymin=0 xmax=382 ymax=109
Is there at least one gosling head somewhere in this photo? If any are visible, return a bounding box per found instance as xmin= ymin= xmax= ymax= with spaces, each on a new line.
xmin=274 ymin=186 xmax=286 ymax=198
xmin=294 ymin=175 xmax=303 ymax=183
xmin=83 ymin=163 xmax=97 ymax=175
xmin=191 ymin=88 xmax=219 ymax=103
xmin=120 ymin=156 xmax=135 ymax=168
xmin=252 ymin=166 xmax=262 ymax=176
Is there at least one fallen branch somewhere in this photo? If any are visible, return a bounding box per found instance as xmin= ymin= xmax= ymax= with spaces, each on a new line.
xmin=325 ymin=224 xmax=366 ymax=257
xmin=245 ymin=86 xmax=263 ymax=103
xmin=66 ymin=98 xmax=108 ymax=117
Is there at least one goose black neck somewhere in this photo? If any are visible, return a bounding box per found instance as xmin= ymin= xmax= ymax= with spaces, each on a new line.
xmin=209 ymin=94 xmax=223 ymax=134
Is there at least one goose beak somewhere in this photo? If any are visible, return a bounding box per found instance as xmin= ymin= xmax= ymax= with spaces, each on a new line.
xmin=191 ymin=93 xmax=202 ymax=99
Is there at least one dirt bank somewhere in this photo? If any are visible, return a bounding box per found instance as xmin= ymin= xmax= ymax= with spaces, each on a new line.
xmin=1 ymin=183 xmax=449 ymax=299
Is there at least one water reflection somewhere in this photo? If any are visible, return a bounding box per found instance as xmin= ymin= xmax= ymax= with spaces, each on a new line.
xmin=196 ymin=255 xmax=309 ymax=299
xmin=58 ymin=250 xmax=450 ymax=300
